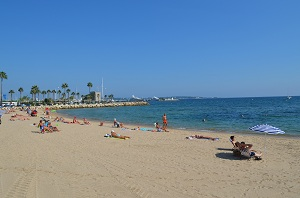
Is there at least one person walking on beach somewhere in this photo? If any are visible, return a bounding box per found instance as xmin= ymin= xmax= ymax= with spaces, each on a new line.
xmin=162 ymin=113 xmax=168 ymax=130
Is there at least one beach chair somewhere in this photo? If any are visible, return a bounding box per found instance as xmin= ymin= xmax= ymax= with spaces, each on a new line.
xmin=229 ymin=139 xmax=241 ymax=156
xmin=240 ymin=149 xmax=262 ymax=160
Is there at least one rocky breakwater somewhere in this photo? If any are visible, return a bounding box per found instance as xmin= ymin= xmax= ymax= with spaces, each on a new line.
xmin=47 ymin=101 xmax=149 ymax=110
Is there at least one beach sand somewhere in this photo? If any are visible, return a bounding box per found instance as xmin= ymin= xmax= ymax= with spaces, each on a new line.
xmin=0 ymin=109 xmax=299 ymax=198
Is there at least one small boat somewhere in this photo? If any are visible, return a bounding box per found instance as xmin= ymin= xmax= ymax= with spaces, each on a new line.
xmin=160 ymin=97 xmax=179 ymax=101
xmin=153 ymin=96 xmax=160 ymax=101
xmin=130 ymin=95 xmax=144 ymax=102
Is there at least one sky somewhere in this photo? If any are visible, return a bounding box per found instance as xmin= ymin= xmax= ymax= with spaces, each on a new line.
xmin=0 ymin=0 xmax=299 ymax=99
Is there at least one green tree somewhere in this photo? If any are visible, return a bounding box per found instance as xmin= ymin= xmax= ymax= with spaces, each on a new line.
xmin=57 ymin=90 xmax=62 ymax=100
xmin=108 ymin=94 xmax=114 ymax=102
xmin=47 ymin=90 xmax=51 ymax=98
xmin=61 ymin=83 xmax=68 ymax=100
xmin=87 ymin=82 xmax=93 ymax=93
xmin=30 ymin=85 xmax=39 ymax=103
xmin=18 ymin=87 xmax=24 ymax=102
xmin=41 ymin=90 xmax=47 ymax=100
xmin=8 ymin=90 xmax=15 ymax=102
xmin=0 ymin=71 xmax=8 ymax=106
xmin=66 ymin=89 xmax=71 ymax=102
xmin=52 ymin=90 xmax=56 ymax=100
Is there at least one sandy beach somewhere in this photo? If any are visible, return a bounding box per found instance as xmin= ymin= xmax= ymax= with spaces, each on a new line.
xmin=0 ymin=108 xmax=299 ymax=198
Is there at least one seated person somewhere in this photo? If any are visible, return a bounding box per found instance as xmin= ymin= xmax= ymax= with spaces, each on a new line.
xmin=230 ymin=136 xmax=236 ymax=147
xmin=48 ymin=122 xmax=60 ymax=132
xmin=111 ymin=130 xmax=130 ymax=139
xmin=113 ymin=118 xmax=120 ymax=127
xmin=237 ymin=142 xmax=262 ymax=159
xmin=31 ymin=110 xmax=38 ymax=117
xmin=72 ymin=116 xmax=80 ymax=124
xmin=38 ymin=120 xmax=50 ymax=133
xmin=152 ymin=122 xmax=168 ymax=132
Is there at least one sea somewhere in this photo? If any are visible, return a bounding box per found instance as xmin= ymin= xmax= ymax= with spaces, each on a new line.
xmin=57 ymin=96 xmax=300 ymax=137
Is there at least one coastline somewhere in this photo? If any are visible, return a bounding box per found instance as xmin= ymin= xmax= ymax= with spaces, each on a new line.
xmin=0 ymin=107 xmax=299 ymax=197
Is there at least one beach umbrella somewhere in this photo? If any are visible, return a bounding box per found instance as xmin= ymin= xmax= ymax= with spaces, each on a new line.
xmin=249 ymin=124 xmax=285 ymax=153
xmin=249 ymin=124 xmax=285 ymax=135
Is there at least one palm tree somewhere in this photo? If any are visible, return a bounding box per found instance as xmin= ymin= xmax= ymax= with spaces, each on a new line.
xmin=71 ymin=92 xmax=75 ymax=101
xmin=8 ymin=90 xmax=15 ymax=102
xmin=41 ymin=90 xmax=47 ymax=100
xmin=57 ymin=90 xmax=62 ymax=100
xmin=47 ymin=90 xmax=51 ymax=99
xmin=30 ymin=85 xmax=39 ymax=103
xmin=108 ymin=94 xmax=114 ymax=102
xmin=76 ymin=92 xmax=80 ymax=100
xmin=52 ymin=90 xmax=56 ymax=100
xmin=87 ymin=82 xmax=93 ymax=93
xmin=18 ymin=87 xmax=24 ymax=103
xmin=66 ymin=89 xmax=71 ymax=102
xmin=61 ymin=83 xmax=68 ymax=100
xmin=0 ymin=71 xmax=8 ymax=106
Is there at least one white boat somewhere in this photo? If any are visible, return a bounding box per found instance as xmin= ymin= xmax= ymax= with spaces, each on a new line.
xmin=160 ymin=97 xmax=179 ymax=101
xmin=131 ymin=95 xmax=144 ymax=101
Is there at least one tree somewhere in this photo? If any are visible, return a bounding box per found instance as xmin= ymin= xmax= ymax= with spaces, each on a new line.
xmin=30 ymin=85 xmax=40 ymax=104
xmin=0 ymin=71 xmax=8 ymax=106
xmin=57 ymin=90 xmax=62 ymax=100
xmin=71 ymin=92 xmax=75 ymax=101
xmin=76 ymin=92 xmax=80 ymax=100
xmin=52 ymin=90 xmax=56 ymax=100
xmin=41 ymin=90 xmax=47 ymax=100
xmin=18 ymin=87 xmax=24 ymax=103
xmin=8 ymin=90 xmax=15 ymax=102
xmin=108 ymin=94 xmax=114 ymax=102
xmin=66 ymin=89 xmax=71 ymax=102
xmin=87 ymin=82 xmax=93 ymax=93
xmin=47 ymin=90 xmax=51 ymax=98
xmin=61 ymin=83 xmax=68 ymax=100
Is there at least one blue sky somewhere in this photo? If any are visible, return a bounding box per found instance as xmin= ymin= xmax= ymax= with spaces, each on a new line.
xmin=0 ymin=0 xmax=299 ymax=99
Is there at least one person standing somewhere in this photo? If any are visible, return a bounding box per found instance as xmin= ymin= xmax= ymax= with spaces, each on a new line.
xmin=162 ymin=113 xmax=168 ymax=130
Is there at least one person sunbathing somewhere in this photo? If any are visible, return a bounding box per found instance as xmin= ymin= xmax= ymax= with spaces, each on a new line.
xmin=111 ymin=130 xmax=130 ymax=139
xmin=83 ymin=118 xmax=91 ymax=125
xmin=237 ymin=142 xmax=262 ymax=159
xmin=48 ymin=122 xmax=60 ymax=132
xmin=186 ymin=135 xmax=219 ymax=141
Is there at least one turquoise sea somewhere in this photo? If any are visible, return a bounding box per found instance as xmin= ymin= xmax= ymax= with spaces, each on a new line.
xmin=57 ymin=96 xmax=300 ymax=137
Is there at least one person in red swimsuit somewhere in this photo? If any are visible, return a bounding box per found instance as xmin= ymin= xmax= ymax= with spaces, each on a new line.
xmin=162 ymin=113 xmax=168 ymax=130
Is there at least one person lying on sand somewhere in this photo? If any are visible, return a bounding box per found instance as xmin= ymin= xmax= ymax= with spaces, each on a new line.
xmin=111 ymin=130 xmax=130 ymax=139
xmin=83 ymin=118 xmax=91 ymax=125
xmin=186 ymin=135 xmax=219 ymax=141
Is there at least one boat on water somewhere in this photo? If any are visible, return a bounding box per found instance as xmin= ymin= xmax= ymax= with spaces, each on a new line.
xmin=130 ymin=95 xmax=144 ymax=102
xmin=287 ymin=96 xmax=292 ymax=100
xmin=159 ymin=97 xmax=179 ymax=101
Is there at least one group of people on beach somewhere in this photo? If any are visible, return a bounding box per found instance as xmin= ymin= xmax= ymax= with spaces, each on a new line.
xmin=230 ymin=136 xmax=262 ymax=159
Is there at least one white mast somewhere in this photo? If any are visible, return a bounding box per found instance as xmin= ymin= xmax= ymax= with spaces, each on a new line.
xmin=101 ymin=78 xmax=104 ymax=101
